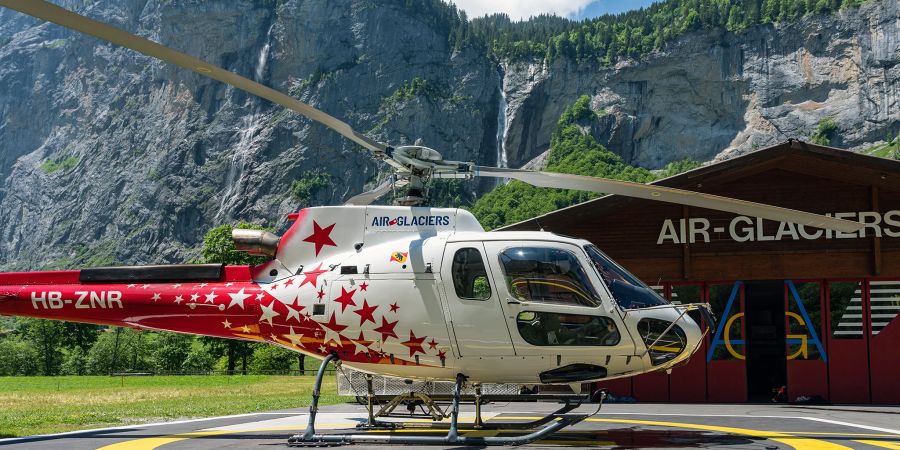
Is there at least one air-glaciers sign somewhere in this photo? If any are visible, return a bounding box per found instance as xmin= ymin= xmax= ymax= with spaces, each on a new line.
xmin=657 ymin=210 xmax=900 ymax=245
xmin=369 ymin=214 xmax=453 ymax=230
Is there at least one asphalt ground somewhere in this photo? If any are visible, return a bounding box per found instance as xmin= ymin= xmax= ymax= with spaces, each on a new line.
xmin=1 ymin=402 xmax=899 ymax=449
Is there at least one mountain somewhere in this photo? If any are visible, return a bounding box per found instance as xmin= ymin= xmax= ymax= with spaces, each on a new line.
xmin=0 ymin=0 xmax=896 ymax=270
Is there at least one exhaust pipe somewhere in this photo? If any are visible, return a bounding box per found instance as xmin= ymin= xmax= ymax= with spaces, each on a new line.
xmin=232 ymin=229 xmax=281 ymax=258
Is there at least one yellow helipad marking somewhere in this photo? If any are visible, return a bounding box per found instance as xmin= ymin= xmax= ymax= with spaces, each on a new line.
xmin=856 ymin=440 xmax=900 ymax=449
xmin=97 ymin=431 xmax=232 ymax=450
xmin=588 ymin=418 xmax=850 ymax=450
xmin=96 ymin=416 xmax=856 ymax=450
xmin=497 ymin=416 xmax=851 ymax=450
xmin=776 ymin=432 xmax=900 ymax=438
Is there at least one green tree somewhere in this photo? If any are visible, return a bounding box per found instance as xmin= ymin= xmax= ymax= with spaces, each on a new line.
xmin=289 ymin=170 xmax=330 ymax=204
xmin=85 ymin=328 xmax=151 ymax=374
xmin=60 ymin=346 xmax=88 ymax=375
xmin=182 ymin=341 xmax=217 ymax=373
xmin=249 ymin=345 xmax=297 ymax=374
xmin=811 ymin=117 xmax=839 ymax=145
xmin=659 ymin=159 xmax=703 ymax=177
xmin=763 ymin=0 xmax=781 ymax=22
xmin=200 ymin=222 xmax=272 ymax=374
xmin=471 ymin=95 xmax=656 ymax=230
xmin=0 ymin=337 xmax=40 ymax=375
xmin=18 ymin=318 xmax=65 ymax=375
xmin=151 ymin=333 xmax=192 ymax=373
xmin=201 ymin=223 xmax=272 ymax=266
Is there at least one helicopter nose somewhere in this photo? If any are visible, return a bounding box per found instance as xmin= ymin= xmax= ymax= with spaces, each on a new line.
xmin=637 ymin=305 xmax=705 ymax=368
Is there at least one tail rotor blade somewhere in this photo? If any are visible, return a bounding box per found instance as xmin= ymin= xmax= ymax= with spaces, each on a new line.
xmin=474 ymin=166 xmax=863 ymax=233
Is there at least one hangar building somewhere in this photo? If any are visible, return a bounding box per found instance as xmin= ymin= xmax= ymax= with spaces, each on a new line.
xmin=504 ymin=140 xmax=900 ymax=404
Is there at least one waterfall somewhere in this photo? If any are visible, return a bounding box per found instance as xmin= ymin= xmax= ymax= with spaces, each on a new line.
xmin=496 ymin=68 xmax=509 ymax=169
xmin=216 ymin=24 xmax=274 ymax=220
xmin=254 ymin=23 xmax=275 ymax=82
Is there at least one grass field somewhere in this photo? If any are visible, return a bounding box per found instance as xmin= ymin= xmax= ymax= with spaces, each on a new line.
xmin=0 ymin=375 xmax=349 ymax=438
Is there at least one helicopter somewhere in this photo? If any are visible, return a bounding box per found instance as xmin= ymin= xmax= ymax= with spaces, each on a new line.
xmin=0 ymin=0 xmax=864 ymax=446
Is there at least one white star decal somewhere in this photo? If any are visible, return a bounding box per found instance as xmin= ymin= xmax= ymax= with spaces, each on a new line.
xmin=352 ymin=338 xmax=371 ymax=355
xmin=258 ymin=301 xmax=280 ymax=326
xmin=225 ymin=282 xmax=234 ymax=287
xmin=127 ymin=284 xmax=136 ymax=288
xmin=227 ymin=289 xmax=251 ymax=310
xmin=284 ymin=305 xmax=303 ymax=323
xmin=174 ymin=295 xmax=184 ymax=304
xmin=241 ymin=325 xmax=251 ymax=333
xmin=222 ymin=319 xmax=232 ymax=328
xmin=285 ymin=327 xmax=304 ymax=346
xmin=322 ymin=326 xmax=343 ymax=347
xmin=151 ymin=293 xmax=161 ymax=302
xmin=199 ymin=283 xmax=208 ymax=288
xmin=318 ymin=345 xmax=327 ymax=353
xmin=204 ymin=293 xmax=218 ymax=304
xmin=141 ymin=284 xmax=150 ymax=289
xmin=172 ymin=283 xmax=182 ymax=288
xmin=255 ymin=292 xmax=265 ymax=301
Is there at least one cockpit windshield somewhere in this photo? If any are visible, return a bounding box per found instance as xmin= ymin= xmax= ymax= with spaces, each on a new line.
xmin=584 ymin=245 xmax=667 ymax=309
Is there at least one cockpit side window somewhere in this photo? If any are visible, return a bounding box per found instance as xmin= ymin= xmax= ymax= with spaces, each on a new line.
xmin=584 ymin=245 xmax=667 ymax=309
xmin=451 ymin=248 xmax=492 ymax=300
xmin=498 ymin=247 xmax=599 ymax=307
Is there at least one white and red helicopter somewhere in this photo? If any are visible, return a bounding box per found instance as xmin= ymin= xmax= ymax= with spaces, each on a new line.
xmin=0 ymin=1 xmax=863 ymax=446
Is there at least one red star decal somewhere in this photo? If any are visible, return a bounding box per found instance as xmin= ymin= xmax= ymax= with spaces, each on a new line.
xmin=332 ymin=287 xmax=357 ymax=313
xmin=302 ymin=221 xmax=337 ymax=256
xmin=373 ymin=317 xmax=399 ymax=342
xmin=353 ymin=299 xmax=378 ymax=325
xmin=389 ymin=302 xmax=400 ymax=313
xmin=321 ymin=313 xmax=347 ymax=333
xmin=359 ymin=282 xmax=368 ymax=291
xmin=299 ymin=263 xmax=328 ymax=288
xmin=355 ymin=331 xmax=373 ymax=348
xmin=402 ymin=330 xmax=427 ymax=357
xmin=427 ymin=338 xmax=438 ymax=350
xmin=316 ymin=288 xmax=326 ymax=300
xmin=437 ymin=350 xmax=447 ymax=360
xmin=284 ymin=278 xmax=294 ymax=287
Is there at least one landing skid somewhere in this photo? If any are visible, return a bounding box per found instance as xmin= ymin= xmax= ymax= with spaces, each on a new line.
xmin=287 ymin=354 xmax=606 ymax=447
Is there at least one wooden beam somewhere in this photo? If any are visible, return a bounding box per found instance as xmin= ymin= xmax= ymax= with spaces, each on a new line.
xmin=872 ymin=185 xmax=882 ymax=275
xmin=682 ymin=205 xmax=691 ymax=280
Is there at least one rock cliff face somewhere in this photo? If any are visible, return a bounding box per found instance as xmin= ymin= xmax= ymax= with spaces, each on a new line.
xmin=0 ymin=0 xmax=501 ymax=269
xmin=498 ymin=0 xmax=898 ymax=168
xmin=0 ymin=0 xmax=897 ymax=269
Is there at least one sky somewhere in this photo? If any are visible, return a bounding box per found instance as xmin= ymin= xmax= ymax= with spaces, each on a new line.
xmin=451 ymin=0 xmax=659 ymax=21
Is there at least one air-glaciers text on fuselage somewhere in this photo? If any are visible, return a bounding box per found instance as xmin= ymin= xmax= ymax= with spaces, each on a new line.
xmin=370 ymin=215 xmax=452 ymax=228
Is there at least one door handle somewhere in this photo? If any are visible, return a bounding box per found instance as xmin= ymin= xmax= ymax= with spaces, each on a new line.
xmin=506 ymin=298 xmax=521 ymax=305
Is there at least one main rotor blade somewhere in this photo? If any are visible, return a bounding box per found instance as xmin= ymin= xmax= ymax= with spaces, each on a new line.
xmin=0 ymin=0 xmax=394 ymax=162
xmin=475 ymin=166 xmax=863 ymax=233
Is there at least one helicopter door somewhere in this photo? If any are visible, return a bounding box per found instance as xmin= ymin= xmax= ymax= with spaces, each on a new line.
xmin=481 ymin=242 xmax=633 ymax=358
xmin=441 ymin=242 xmax=516 ymax=357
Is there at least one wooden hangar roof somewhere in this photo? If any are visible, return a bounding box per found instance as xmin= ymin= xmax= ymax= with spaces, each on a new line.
xmin=501 ymin=139 xmax=900 ymax=232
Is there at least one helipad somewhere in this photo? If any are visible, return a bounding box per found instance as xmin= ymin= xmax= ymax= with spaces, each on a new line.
xmin=1 ymin=402 xmax=899 ymax=449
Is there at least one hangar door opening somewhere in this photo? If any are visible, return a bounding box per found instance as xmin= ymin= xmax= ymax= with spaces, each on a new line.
xmin=744 ymin=281 xmax=787 ymax=402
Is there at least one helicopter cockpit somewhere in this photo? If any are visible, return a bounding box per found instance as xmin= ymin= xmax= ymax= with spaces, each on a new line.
xmin=461 ymin=234 xmax=705 ymax=371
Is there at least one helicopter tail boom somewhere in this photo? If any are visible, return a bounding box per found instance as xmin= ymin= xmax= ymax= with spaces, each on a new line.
xmin=0 ymin=265 xmax=264 ymax=339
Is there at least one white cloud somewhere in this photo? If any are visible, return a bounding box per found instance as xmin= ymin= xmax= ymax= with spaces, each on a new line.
xmin=450 ymin=0 xmax=595 ymax=21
